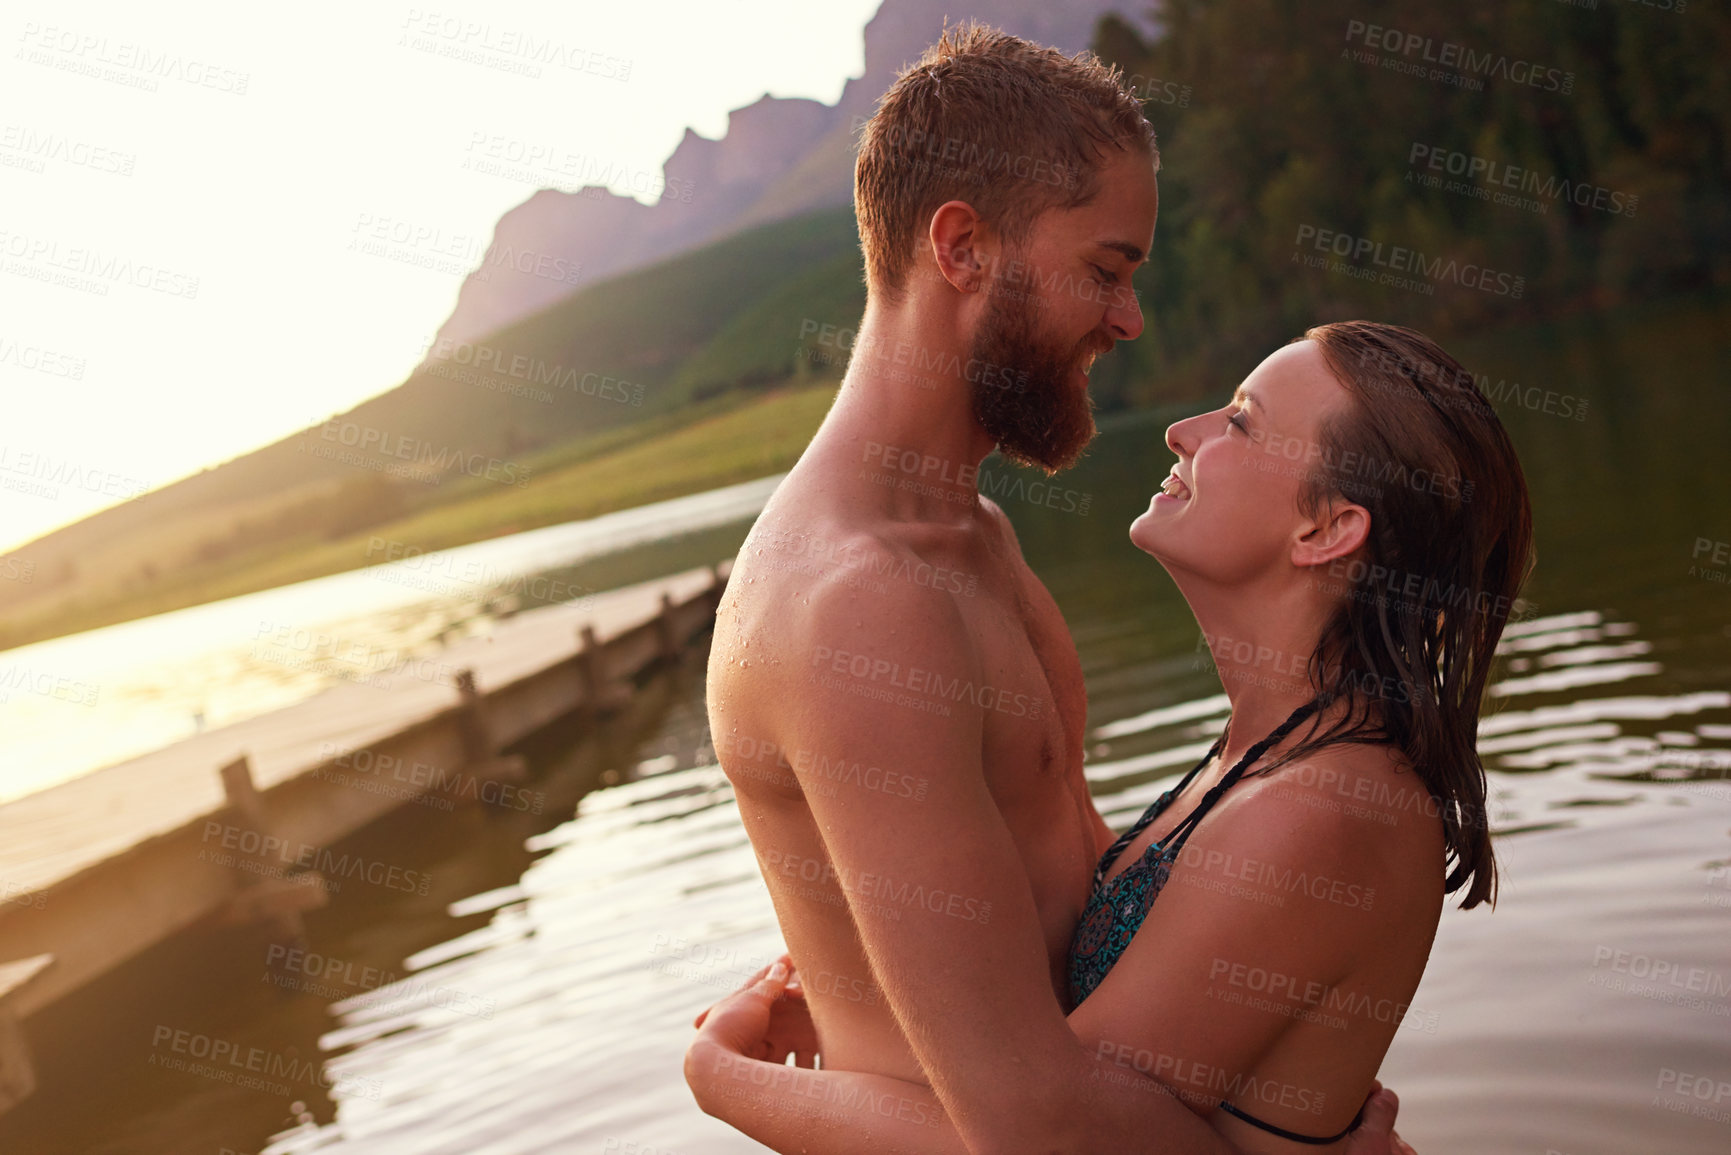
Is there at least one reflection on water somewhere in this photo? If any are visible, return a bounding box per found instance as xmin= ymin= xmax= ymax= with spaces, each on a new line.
xmin=8 ymin=302 xmax=1730 ymax=1153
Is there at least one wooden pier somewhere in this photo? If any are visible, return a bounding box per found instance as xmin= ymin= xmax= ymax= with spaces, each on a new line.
xmin=0 ymin=559 xmax=730 ymax=1113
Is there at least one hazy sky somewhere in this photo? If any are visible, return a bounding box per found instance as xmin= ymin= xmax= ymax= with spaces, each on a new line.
xmin=0 ymin=0 xmax=881 ymax=552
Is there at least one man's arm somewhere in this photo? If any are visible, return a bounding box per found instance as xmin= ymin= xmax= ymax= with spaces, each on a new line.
xmin=756 ymin=564 xmax=1243 ymax=1154
xmin=685 ymin=956 xmax=1411 ymax=1155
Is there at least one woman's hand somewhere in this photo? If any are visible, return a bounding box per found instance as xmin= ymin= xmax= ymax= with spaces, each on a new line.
xmin=684 ymin=957 xmax=967 ymax=1154
xmin=1342 ymin=1082 xmax=1419 ymax=1155
xmin=690 ymin=953 xmax=820 ymax=1068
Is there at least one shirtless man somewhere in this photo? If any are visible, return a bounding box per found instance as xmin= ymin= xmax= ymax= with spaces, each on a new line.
xmin=691 ymin=25 xmax=1403 ymax=1154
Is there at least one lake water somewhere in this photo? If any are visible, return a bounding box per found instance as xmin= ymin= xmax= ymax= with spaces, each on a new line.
xmin=4 ymin=300 xmax=1728 ymax=1154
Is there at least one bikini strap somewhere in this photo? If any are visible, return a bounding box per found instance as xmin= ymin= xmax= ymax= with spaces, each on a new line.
xmin=1092 ymin=737 xmax=1222 ymax=887
xmin=1218 ymin=1090 xmax=1370 ymax=1145
xmin=1151 ymin=697 xmax=1323 ymax=862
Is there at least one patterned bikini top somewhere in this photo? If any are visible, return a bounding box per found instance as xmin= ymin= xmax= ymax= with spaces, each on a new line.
xmin=1064 ymin=698 xmax=1376 ymax=1146
xmin=1067 ymin=699 xmax=1321 ymax=1008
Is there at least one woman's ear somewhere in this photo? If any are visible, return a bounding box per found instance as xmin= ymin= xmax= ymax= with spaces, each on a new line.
xmin=1293 ymin=497 xmax=1369 ymax=569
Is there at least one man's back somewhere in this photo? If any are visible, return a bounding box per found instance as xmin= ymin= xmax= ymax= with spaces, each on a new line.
xmin=707 ymin=435 xmax=1102 ymax=1081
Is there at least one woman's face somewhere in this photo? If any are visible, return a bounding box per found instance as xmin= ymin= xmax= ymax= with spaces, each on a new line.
xmin=1129 ymin=340 xmax=1355 ymax=585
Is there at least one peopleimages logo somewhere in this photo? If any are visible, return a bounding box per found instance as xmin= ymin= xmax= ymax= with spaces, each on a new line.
xmin=710 ymin=729 xmax=932 ymax=802
xmin=15 ymin=22 xmax=251 ymax=95
xmin=1294 ymin=225 xmax=1525 ymax=299
xmin=809 ymin=644 xmax=1044 ymax=720
xmin=0 ymin=228 xmax=200 ymax=299
xmin=0 ymin=125 xmax=136 ymax=176
xmin=848 ymin=117 xmax=1078 ymax=189
xmin=820 ymin=332 xmax=1030 ymax=394
xmin=0 ymin=334 xmax=86 ymax=379
xmin=1408 ymin=143 xmax=1637 ymax=217
xmin=760 ymin=848 xmax=993 ymax=924
xmin=150 ymin=1025 xmax=382 ymax=1100
xmin=755 ymin=526 xmax=979 ymax=598
xmin=417 ymin=335 xmax=643 ymax=406
xmin=306 ymin=420 xmax=533 ymax=487
xmin=199 ymin=821 xmax=432 ymax=895
xmin=1344 ymin=20 xmax=1574 ymax=94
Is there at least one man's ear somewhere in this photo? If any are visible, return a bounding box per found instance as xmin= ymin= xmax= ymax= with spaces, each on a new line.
xmin=927 ymin=200 xmax=993 ymax=293
xmin=1292 ymin=497 xmax=1370 ymax=569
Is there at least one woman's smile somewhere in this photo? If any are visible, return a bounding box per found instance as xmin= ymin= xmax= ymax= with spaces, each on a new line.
xmin=1153 ymin=467 xmax=1191 ymax=505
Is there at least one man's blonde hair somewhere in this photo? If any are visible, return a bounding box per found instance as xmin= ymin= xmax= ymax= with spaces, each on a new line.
xmin=854 ymin=21 xmax=1158 ymax=301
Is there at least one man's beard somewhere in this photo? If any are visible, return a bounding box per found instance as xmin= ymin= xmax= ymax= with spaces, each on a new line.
xmin=967 ymin=279 xmax=1101 ymax=474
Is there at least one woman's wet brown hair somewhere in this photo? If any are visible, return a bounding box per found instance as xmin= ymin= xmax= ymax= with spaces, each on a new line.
xmin=1265 ymin=321 xmax=1536 ymax=910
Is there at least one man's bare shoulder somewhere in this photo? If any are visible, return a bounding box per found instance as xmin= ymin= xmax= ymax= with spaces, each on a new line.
xmin=975 ymin=493 xmax=1022 ymax=551
xmin=716 ymin=516 xmax=992 ymax=754
xmin=738 ymin=495 xmax=993 ymax=603
xmin=748 ymin=524 xmax=975 ymax=660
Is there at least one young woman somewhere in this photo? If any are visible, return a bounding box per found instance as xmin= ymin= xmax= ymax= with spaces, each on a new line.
xmin=686 ymin=320 xmax=1533 ymax=1153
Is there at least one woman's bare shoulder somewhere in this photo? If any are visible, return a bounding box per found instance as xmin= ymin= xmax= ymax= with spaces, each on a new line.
xmin=1230 ymin=741 xmax=1448 ymax=913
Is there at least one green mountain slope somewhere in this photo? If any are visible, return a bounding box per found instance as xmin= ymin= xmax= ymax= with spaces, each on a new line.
xmin=0 ymin=206 xmax=867 ymax=629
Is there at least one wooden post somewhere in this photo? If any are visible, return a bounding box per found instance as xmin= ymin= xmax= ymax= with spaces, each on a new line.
xmin=451 ymin=669 xmax=526 ymax=791
xmin=220 ymin=754 xmax=264 ymax=829
xmin=578 ymin=625 xmax=605 ymax=705
xmin=0 ymin=1006 xmax=36 ymax=1114
xmin=455 ymin=669 xmax=490 ymax=766
xmin=215 ymin=755 xmax=325 ymax=938
xmin=655 ymin=592 xmax=680 ymax=661
xmin=0 ymin=955 xmax=52 ymax=1114
xmin=707 ymin=563 xmax=727 ymax=612
xmin=575 ymin=623 xmax=629 ymax=714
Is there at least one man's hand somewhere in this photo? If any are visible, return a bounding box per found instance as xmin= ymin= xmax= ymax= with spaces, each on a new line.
xmin=1341 ymin=1082 xmax=1417 ymax=1155
xmin=690 ymin=954 xmax=819 ymax=1068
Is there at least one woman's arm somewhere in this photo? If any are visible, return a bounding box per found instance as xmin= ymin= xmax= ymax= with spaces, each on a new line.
xmin=1065 ymin=753 xmax=1439 ymax=1149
